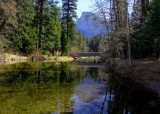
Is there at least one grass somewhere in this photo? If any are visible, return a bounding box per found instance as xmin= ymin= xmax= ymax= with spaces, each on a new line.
xmin=44 ymin=56 xmax=74 ymax=62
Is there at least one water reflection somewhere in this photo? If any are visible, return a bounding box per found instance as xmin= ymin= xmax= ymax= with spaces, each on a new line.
xmin=106 ymin=73 xmax=160 ymax=114
xmin=72 ymin=76 xmax=107 ymax=114
xmin=0 ymin=62 xmax=83 ymax=114
xmin=0 ymin=62 xmax=159 ymax=114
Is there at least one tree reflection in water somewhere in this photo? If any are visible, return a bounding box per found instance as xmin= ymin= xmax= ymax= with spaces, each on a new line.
xmin=106 ymin=72 xmax=160 ymax=114
xmin=0 ymin=62 xmax=85 ymax=114
xmin=0 ymin=62 xmax=159 ymax=114
xmin=72 ymin=67 xmax=160 ymax=114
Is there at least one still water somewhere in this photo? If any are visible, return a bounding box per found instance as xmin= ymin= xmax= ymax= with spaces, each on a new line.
xmin=0 ymin=62 xmax=159 ymax=114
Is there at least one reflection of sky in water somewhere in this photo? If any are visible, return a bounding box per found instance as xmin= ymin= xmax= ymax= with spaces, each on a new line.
xmin=72 ymin=95 xmax=108 ymax=114
xmin=72 ymin=77 xmax=108 ymax=114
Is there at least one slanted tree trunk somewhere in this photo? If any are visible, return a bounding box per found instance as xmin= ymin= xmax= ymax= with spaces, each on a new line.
xmin=125 ymin=0 xmax=132 ymax=66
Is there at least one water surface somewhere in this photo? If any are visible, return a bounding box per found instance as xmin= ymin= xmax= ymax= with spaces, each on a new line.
xmin=0 ymin=62 xmax=159 ymax=114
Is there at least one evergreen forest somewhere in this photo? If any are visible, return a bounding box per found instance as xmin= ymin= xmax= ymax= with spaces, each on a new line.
xmin=0 ymin=0 xmax=160 ymax=60
xmin=0 ymin=0 xmax=87 ymax=56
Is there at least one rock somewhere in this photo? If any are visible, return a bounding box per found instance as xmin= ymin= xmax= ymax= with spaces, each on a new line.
xmin=76 ymin=12 xmax=109 ymax=39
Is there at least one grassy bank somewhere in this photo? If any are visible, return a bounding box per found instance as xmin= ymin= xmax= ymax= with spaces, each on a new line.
xmin=0 ymin=53 xmax=103 ymax=64
xmin=0 ymin=54 xmax=74 ymax=64
xmin=44 ymin=56 xmax=74 ymax=62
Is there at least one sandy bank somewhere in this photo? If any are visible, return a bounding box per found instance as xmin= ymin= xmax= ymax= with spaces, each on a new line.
xmin=0 ymin=53 xmax=28 ymax=63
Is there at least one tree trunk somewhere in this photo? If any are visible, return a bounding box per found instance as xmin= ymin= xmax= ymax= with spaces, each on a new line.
xmin=0 ymin=19 xmax=6 ymax=33
xmin=126 ymin=0 xmax=132 ymax=66
xmin=37 ymin=0 xmax=44 ymax=50
xmin=141 ymin=0 xmax=148 ymax=22
xmin=67 ymin=0 xmax=69 ymax=42
xmin=156 ymin=37 xmax=159 ymax=60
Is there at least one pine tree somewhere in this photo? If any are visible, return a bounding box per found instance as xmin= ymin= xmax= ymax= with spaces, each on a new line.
xmin=141 ymin=0 xmax=149 ymax=22
xmin=61 ymin=0 xmax=78 ymax=55
xmin=42 ymin=3 xmax=61 ymax=55
xmin=144 ymin=0 xmax=160 ymax=59
xmin=79 ymin=32 xmax=83 ymax=48
xmin=61 ymin=31 xmax=68 ymax=54
xmin=132 ymin=0 xmax=160 ymax=58
xmin=34 ymin=0 xmax=62 ymax=55
xmin=14 ymin=0 xmax=36 ymax=54
xmin=34 ymin=0 xmax=47 ymax=51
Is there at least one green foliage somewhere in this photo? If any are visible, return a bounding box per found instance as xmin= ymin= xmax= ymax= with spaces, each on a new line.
xmin=77 ymin=32 xmax=89 ymax=52
xmin=61 ymin=0 xmax=78 ymax=54
xmin=34 ymin=1 xmax=62 ymax=55
xmin=61 ymin=31 xmax=69 ymax=55
xmin=13 ymin=0 xmax=36 ymax=54
xmin=78 ymin=32 xmax=83 ymax=47
xmin=42 ymin=3 xmax=62 ymax=55
xmin=132 ymin=0 xmax=160 ymax=58
xmin=89 ymin=35 xmax=104 ymax=52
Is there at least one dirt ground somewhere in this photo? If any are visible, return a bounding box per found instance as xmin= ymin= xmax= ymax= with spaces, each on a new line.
xmin=107 ymin=59 xmax=160 ymax=94
xmin=131 ymin=60 xmax=160 ymax=94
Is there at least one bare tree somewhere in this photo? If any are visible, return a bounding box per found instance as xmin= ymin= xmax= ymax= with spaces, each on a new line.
xmin=91 ymin=0 xmax=133 ymax=64
xmin=0 ymin=0 xmax=17 ymax=33
xmin=93 ymin=0 xmax=111 ymax=34
xmin=0 ymin=0 xmax=17 ymax=54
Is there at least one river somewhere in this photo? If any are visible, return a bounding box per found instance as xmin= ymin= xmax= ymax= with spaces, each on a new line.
xmin=0 ymin=62 xmax=159 ymax=114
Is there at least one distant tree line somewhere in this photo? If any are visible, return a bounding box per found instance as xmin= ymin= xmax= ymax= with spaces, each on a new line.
xmin=0 ymin=0 xmax=88 ymax=55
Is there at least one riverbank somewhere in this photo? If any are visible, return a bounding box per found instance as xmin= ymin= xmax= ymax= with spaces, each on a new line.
xmin=0 ymin=53 xmax=75 ymax=64
xmin=0 ymin=52 xmax=104 ymax=64
xmin=106 ymin=59 xmax=160 ymax=94
xmin=0 ymin=53 xmax=28 ymax=63
xmin=44 ymin=56 xmax=74 ymax=62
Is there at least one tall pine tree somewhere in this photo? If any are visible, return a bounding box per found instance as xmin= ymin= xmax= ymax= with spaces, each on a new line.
xmin=132 ymin=0 xmax=160 ymax=58
xmin=14 ymin=0 xmax=36 ymax=54
xmin=42 ymin=2 xmax=61 ymax=55
xmin=34 ymin=0 xmax=62 ymax=55
xmin=144 ymin=0 xmax=160 ymax=59
xmin=61 ymin=0 xmax=78 ymax=55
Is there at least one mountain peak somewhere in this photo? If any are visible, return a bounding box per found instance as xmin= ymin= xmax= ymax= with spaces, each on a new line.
xmin=76 ymin=12 xmax=108 ymax=39
xmin=81 ymin=12 xmax=93 ymax=16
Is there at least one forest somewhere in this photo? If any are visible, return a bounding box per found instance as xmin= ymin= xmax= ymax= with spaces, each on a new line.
xmin=0 ymin=0 xmax=160 ymax=61
xmin=0 ymin=1 xmax=160 ymax=113
xmin=0 ymin=0 xmax=87 ymax=56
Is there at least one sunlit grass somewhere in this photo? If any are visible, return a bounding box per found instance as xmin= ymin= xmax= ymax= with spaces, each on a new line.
xmin=45 ymin=56 xmax=74 ymax=62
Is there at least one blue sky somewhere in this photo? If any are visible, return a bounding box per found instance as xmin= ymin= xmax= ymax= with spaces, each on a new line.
xmin=58 ymin=0 xmax=93 ymax=18
xmin=58 ymin=0 xmax=134 ymax=18
xmin=77 ymin=0 xmax=93 ymax=17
